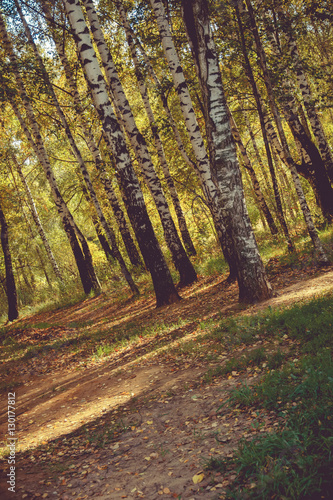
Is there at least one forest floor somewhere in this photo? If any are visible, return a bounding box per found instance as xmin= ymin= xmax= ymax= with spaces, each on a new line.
xmin=0 ymin=258 xmax=333 ymax=500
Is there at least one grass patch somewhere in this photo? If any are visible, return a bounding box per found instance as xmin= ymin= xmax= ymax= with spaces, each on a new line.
xmin=205 ymin=293 xmax=333 ymax=499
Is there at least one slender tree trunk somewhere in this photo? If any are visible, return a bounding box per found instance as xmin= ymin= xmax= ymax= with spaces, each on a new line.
xmin=228 ymin=111 xmax=279 ymax=235
xmin=82 ymin=0 xmax=197 ymax=288
xmin=12 ymin=156 xmax=63 ymax=281
xmin=181 ymin=0 xmax=272 ymax=302
xmin=7 ymin=160 xmax=54 ymax=287
xmin=234 ymin=2 xmax=295 ymax=253
xmin=244 ymin=0 xmax=333 ymax=221
xmin=263 ymin=108 xmax=329 ymax=265
xmin=115 ymin=1 xmax=196 ymax=257
xmin=274 ymin=5 xmax=333 ymax=183
xmin=82 ymin=185 xmax=139 ymax=294
xmin=41 ymin=1 xmax=144 ymax=271
xmin=17 ymin=0 xmax=138 ymax=295
xmin=246 ymin=118 xmax=271 ymax=191
xmin=0 ymin=201 xmax=18 ymax=322
xmin=112 ymin=13 xmax=198 ymax=174
xmin=63 ymin=0 xmax=180 ymax=306
xmin=0 ymin=12 xmax=102 ymax=295
xmin=9 ymin=100 xmax=99 ymax=295
xmin=150 ymin=0 xmax=239 ymax=281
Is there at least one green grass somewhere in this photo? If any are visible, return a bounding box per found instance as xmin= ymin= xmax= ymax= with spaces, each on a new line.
xmin=205 ymin=293 xmax=333 ymax=499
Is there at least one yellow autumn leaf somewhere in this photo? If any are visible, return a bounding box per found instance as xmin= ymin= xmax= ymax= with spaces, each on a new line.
xmin=192 ymin=473 xmax=204 ymax=484
xmin=147 ymin=420 xmax=153 ymax=425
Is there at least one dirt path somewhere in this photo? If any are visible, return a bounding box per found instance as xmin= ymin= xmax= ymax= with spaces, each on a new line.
xmin=0 ymin=266 xmax=332 ymax=499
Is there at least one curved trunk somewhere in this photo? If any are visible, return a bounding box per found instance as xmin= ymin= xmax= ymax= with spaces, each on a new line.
xmin=41 ymin=1 xmax=144 ymax=271
xmin=0 ymin=12 xmax=101 ymax=295
xmin=263 ymin=110 xmax=329 ymax=265
xmin=17 ymin=1 xmax=139 ymax=294
xmin=64 ymin=0 xmax=180 ymax=306
xmin=244 ymin=0 xmax=333 ymax=221
xmin=150 ymin=0 xmax=238 ymax=280
xmin=235 ymin=1 xmax=295 ymax=253
xmin=116 ymin=1 xmax=196 ymax=257
xmin=82 ymin=0 xmax=197 ymax=288
xmin=274 ymin=5 xmax=333 ymax=183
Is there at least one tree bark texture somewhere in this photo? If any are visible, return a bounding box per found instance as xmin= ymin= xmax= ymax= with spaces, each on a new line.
xmin=16 ymin=0 xmax=139 ymax=294
xmin=228 ymin=111 xmax=279 ymax=235
xmin=150 ymin=0 xmax=239 ymax=280
xmin=244 ymin=0 xmax=333 ymax=222
xmin=63 ymin=0 xmax=180 ymax=306
xmin=13 ymin=156 xmax=63 ymax=281
xmin=82 ymin=0 xmax=197 ymax=288
xmin=181 ymin=0 xmax=272 ymax=302
xmin=42 ymin=0 xmax=144 ymax=271
xmin=274 ymin=5 xmax=333 ymax=183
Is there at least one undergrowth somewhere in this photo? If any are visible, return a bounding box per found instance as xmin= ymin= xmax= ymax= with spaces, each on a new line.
xmin=205 ymin=293 xmax=333 ymax=499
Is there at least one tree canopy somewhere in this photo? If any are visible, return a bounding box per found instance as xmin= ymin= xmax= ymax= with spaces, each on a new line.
xmin=0 ymin=0 xmax=332 ymax=319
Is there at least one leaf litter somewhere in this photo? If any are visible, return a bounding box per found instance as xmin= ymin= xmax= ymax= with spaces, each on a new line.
xmin=0 ymin=264 xmax=332 ymax=499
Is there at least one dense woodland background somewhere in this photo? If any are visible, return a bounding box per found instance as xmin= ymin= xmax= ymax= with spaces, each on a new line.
xmin=1 ymin=0 xmax=333 ymax=321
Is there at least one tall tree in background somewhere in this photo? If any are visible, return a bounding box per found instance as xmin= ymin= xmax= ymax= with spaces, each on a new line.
xmin=234 ymin=0 xmax=328 ymax=265
xmin=149 ymin=0 xmax=238 ymax=283
xmin=40 ymin=1 xmax=144 ymax=270
xmin=0 ymin=199 xmax=18 ymax=322
xmin=0 ymin=10 xmax=102 ymax=296
xmin=16 ymin=0 xmax=139 ymax=295
xmin=12 ymin=155 xmax=64 ymax=282
xmin=244 ymin=0 xmax=333 ymax=222
xmin=115 ymin=0 xmax=197 ymax=257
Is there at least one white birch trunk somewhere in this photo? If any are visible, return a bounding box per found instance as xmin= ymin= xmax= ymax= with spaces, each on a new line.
xmin=263 ymin=110 xmax=329 ymax=264
xmin=63 ymin=0 xmax=179 ymax=306
xmin=116 ymin=0 xmax=196 ymax=257
xmin=81 ymin=0 xmax=196 ymax=286
xmin=274 ymin=5 xmax=333 ymax=182
xmin=148 ymin=1 xmax=226 ymax=225
xmin=181 ymin=0 xmax=272 ymax=302
xmin=119 ymin=19 xmax=197 ymax=173
xmin=16 ymin=0 xmax=139 ymax=293
xmin=244 ymin=0 xmax=333 ymax=221
xmin=40 ymin=2 xmax=144 ymax=270
xmin=228 ymin=112 xmax=278 ymax=235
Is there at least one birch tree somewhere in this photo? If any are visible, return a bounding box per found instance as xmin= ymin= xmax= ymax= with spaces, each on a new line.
xmin=12 ymin=155 xmax=63 ymax=282
xmin=81 ymin=0 xmax=197 ymax=288
xmin=234 ymin=0 xmax=329 ymax=264
xmin=228 ymin=111 xmax=278 ymax=235
xmin=180 ymin=0 xmax=272 ymax=302
xmin=41 ymin=0 xmax=144 ymax=270
xmin=243 ymin=0 xmax=333 ymax=222
xmin=63 ymin=0 xmax=180 ymax=306
xmin=271 ymin=3 xmax=333 ymax=183
xmin=115 ymin=0 xmax=196 ymax=257
xmin=0 ymin=12 xmax=101 ymax=295
xmin=16 ymin=0 xmax=139 ymax=295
